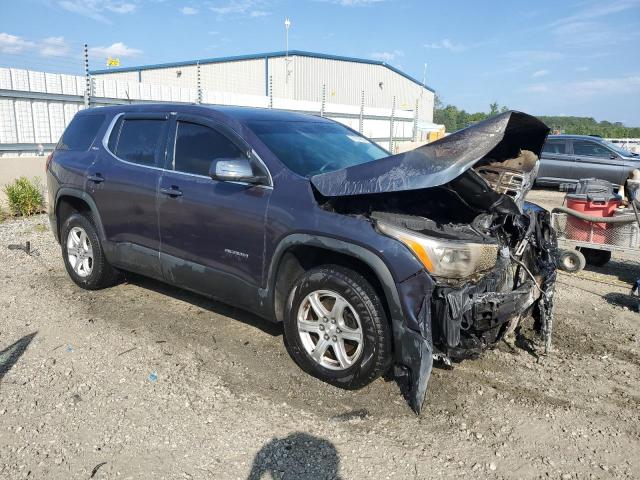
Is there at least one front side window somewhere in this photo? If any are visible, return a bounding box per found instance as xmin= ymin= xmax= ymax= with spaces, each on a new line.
xmin=247 ymin=120 xmax=388 ymax=177
xmin=57 ymin=114 xmax=105 ymax=151
xmin=542 ymin=140 xmax=566 ymax=155
xmin=114 ymin=119 xmax=166 ymax=166
xmin=173 ymin=121 xmax=244 ymax=176
xmin=573 ymin=140 xmax=613 ymax=158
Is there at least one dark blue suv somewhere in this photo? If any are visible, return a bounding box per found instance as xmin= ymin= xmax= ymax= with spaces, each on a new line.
xmin=47 ymin=105 xmax=556 ymax=412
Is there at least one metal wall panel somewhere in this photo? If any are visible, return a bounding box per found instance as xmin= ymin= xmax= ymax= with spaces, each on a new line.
xmin=0 ymin=99 xmax=17 ymax=143
xmin=31 ymin=101 xmax=51 ymax=143
xmin=0 ymin=68 xmax=12 ymax=89
xmin=14 ymin=100 xmax=35 ymax=143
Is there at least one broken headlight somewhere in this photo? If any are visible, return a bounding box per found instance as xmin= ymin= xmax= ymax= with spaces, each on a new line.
xmin=377 ymin=222 xmax=499 ymax=278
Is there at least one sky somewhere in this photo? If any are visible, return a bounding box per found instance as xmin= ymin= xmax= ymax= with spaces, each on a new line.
xmin=1 ymin=0 xmax=639 ymax=125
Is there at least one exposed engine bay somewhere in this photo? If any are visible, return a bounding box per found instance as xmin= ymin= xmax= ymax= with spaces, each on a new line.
xmin=320 ymin=165 xmax=557 ymax=360
xmin=311 ymin=111 xmax=557 ymax=412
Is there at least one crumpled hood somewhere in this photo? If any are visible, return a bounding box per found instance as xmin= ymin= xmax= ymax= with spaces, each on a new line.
xmin=311 ymin=110 xmax=550 ymax=197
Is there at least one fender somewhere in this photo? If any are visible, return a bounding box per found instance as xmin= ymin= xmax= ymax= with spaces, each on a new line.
xmin=260 ymin=232 xmax=434 ymax=414
xmin=260 ymin=233 xmax=404 ymax=321
xmin=54 ymin=187 xmax=108 ymax=245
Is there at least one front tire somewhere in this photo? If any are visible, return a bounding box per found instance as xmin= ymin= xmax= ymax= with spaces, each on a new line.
xmin=283 ymin=265 xmax=391 ymax=390
xmin=61 ymin=212 xmax=118 ymax=290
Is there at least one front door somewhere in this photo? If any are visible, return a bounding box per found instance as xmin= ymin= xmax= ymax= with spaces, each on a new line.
xmin=158 ymin=114 xmax=272 ymax=312
xmin=88 ymin=112 xmax=169 ymax=278
xmin=571 ymin=139 xmax=626 ymax=185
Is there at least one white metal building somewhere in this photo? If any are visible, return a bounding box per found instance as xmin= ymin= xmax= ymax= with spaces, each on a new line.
xmin=91 ymin=50 xmax=435 ymax=123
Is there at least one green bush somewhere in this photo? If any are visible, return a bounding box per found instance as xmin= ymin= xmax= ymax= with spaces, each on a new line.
xmin=3 ymin=177 xmax=44 ymax=217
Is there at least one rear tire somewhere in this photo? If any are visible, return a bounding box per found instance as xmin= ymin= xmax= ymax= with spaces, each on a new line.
xmin=61 ymin=212 xmax=118 ymax=290
xmin=283 ymin=265 xmax=391 ymax=390
xmin=579 ymin=247 xmax=611 ymax=267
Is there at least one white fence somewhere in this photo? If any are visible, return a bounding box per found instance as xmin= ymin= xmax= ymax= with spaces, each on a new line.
xmin=0 ymin=67 xmax=422 ymax=156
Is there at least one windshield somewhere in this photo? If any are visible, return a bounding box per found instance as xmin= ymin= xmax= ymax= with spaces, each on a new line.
xmin=247 ymin=120 xmax=388 ymax=177
xmin=601 ymin=139 xmax=636 ymax=156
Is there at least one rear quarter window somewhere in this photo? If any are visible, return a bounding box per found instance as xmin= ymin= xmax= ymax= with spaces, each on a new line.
xmin=56 ymin=114 xmax=105 ymax=151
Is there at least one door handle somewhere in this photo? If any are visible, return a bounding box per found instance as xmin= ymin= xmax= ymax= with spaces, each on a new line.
xmin=160 ymin=186 xmax=183 ymax=197
xmin=87 ymin=174 xmax=104 ymax=184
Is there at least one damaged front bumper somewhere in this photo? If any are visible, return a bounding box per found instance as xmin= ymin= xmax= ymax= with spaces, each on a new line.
xmin=393 ymin=214 xmax=557 ymax=414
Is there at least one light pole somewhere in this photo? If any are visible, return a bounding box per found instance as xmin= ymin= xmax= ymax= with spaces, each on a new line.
xmin=284 ymin=17 xmax=292 ymax=91
xmin=285 ymin=17 xmax=291 ymax=57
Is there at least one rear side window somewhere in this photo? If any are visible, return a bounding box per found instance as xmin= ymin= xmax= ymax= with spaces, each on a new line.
xmin=173 ymin=121 xmax=244 ymax=176
xmin=542 ymin=140 xmax=566 ymax=154
xmin=113 ymin=119 xmax=166 ymax=167
xmin=573 ymin=140 xmax=612 ymax=158
xmin=56 ymin=114 xmax=105 ymax=151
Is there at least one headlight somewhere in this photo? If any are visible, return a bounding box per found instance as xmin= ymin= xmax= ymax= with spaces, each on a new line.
xmin=377 ymin=222 xmax=498 ymax=278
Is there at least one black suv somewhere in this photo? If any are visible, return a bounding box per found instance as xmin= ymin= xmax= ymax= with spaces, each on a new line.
xmin=47 ymin=105 xmax=556 ymax=412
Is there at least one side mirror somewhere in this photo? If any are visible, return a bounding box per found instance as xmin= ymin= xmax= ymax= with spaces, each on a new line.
xmin=209 ymin=158 xmax=265 ymax=185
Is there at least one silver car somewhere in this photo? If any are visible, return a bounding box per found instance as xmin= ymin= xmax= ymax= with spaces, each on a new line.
xmin=537 ymin=134 xmax=640 ymax=187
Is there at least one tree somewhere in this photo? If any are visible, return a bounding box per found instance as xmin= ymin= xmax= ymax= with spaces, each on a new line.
xmin=433 ymin=98 xmax=640 ymax=136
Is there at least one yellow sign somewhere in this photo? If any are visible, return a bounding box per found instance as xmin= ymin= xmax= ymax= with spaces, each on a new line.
xmin=107 ymin=57 xmax=120 ymax=67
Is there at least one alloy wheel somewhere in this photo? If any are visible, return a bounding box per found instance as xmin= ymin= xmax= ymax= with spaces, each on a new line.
xmin=66 ymin=226 xmax=94 ymax=278
xmin=296 ymin=289 xmax=364 ymax=371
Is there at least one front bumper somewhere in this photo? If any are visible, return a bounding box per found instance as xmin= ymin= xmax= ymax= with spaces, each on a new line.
xmin=393 ymin=252 xmax=555 ymax=414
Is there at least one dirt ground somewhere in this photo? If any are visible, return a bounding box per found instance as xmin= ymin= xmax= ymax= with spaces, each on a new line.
xmin=0 ymin=189 xmax=639 ymax=479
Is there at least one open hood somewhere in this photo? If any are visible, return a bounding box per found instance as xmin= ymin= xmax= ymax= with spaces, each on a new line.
xmin=310 ymin=111 xmax=550 ymax=198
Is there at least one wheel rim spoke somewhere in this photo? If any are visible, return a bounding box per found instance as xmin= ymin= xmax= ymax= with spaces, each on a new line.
xmin=339 ymin=329 xmax=362 ymax=342
xmin=298 ymin=319 xmax=320 ymax=334
xmin=311 ymin=337 xmax=330 ymax=361
xmin=330 ymin=297 xmax=348 ymax=320
xmin=333 ymin=341 xmax=352 ymax=368
xmin=308 ymin=292 xmax=330 ymax=319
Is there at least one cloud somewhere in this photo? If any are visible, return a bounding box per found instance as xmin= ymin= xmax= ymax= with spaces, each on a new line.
xmin=550 ymin=0 xmax=640 ymax=27
xmin=180 ymin=6 xmax=199 ymax=15
xmin=324 ymin=0 xmax=386 ymax=5
xmin=548 ymin=0 xmax=640 ymax=46
xmin=106 ymin=3 xmax=136 ymax=13
xmin=503 ymin=50 xmax=564 ymax=62
xmin=0 ymin=32 xmax=71 ymax=57
xmin=424 ymin=39 xmax=470 ymax=52
xmin=522 ymin=75 xmax=640 ymax=97
xmin=575 ymin=66 xmax=590 ymax=72
xmin=40 ymin=36 xmax=70 ymax=57
xmin=89 ymin=42 xmax=142 ymax=59
xmin=532 ymin=69 xmax=549 ymax=78
xmin=370 ymin=49 xmax=404 ymax=62
xmin=569 ymin=76 xmax=640 ymax=96
xmin=57 ymin=0 xmax=137 ymax=23
xmin=250 ymin=10 xmax=270 ymax=17
xmin=0 ymin=32 xmax=35 ymax=54
xmin=523 ymin=84 xmax=551 ymax=93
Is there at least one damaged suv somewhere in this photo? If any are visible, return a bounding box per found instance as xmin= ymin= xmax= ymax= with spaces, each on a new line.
xmin=47 ymin=105 xmax=556 ymax=412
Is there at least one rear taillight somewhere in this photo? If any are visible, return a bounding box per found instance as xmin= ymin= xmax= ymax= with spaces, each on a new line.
xmin=45 ymin=152 xmax=53 ymax=172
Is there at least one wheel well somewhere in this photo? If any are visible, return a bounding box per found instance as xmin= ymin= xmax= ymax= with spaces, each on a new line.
xmin=272 ymin=245 xmax=391 ymax=324
xmin=56 ymin=196 xmax=92 ymax=239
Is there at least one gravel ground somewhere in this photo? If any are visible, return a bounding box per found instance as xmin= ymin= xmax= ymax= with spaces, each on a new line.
xmin=1 ymin=189 xmax=639 ymax=479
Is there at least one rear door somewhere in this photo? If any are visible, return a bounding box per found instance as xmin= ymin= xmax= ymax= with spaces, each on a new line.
xmin=570 ymin=139 xmax=626 ymax=184
xmin=157 ymin=114 xmax=272 ymax=311
xmin=88 ymin=112 xmax=169 ymax=278
xmin=537 ymin=138 xmax=573 ymax=184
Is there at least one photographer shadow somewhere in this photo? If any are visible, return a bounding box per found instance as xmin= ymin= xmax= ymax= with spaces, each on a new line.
xmin=248 ymin=432 xmax=341 ymax=480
